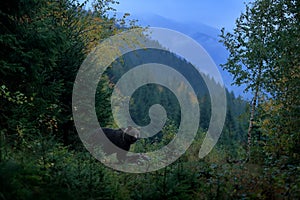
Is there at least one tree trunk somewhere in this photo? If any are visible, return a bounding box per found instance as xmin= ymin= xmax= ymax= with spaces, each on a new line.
xmin=247 ymin=63 xmax=262 ymax=161
xmin=247 ymin=90 xmax=257 ymax=161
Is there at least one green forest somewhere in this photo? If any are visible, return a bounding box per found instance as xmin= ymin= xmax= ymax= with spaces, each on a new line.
xmin=0 ymin=0 xmax=299 ymax=199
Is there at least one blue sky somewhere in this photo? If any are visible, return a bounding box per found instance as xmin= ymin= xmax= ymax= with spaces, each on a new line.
xmin=114 ymin=0 xmax=252 ymax=29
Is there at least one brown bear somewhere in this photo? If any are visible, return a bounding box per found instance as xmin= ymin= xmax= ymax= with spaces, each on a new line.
xmin=87 ymin=126 xmax=140 ymax=162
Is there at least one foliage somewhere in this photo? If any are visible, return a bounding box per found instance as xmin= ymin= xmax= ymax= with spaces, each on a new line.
xmin=220 ymin=0 xmax=300 ymax=197
xmin=0 ymin=0 xmax=299 ymax=199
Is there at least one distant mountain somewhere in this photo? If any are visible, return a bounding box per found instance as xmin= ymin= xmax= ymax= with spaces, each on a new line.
xmin=117 ymin=13 xmax=249 ymax=99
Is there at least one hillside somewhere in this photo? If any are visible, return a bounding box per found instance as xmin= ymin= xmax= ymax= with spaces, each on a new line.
xmin=122 ymin=13 xmax=249 ymax=98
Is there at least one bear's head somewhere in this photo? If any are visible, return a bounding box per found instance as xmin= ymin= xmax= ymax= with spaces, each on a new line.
xmin=122 ymin=126 xmax=140 ymax=144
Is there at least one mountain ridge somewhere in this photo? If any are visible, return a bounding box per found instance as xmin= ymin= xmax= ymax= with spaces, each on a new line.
xmin=117 ymin=12 xmax=249 ymax=99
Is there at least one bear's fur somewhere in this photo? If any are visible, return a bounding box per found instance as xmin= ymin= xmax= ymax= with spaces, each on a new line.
xmin=87 ymin=126 xmax=140 ymax=162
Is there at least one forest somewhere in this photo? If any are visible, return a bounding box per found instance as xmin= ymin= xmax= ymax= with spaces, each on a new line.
xmin=0 ymin=0 xmax=299 ymax=199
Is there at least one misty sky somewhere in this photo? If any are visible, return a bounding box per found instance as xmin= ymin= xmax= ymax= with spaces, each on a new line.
xmin=114 ymin=0 xmax=253 ymax=29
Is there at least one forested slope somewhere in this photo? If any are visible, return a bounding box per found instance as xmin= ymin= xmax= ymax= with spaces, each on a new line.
xmin=0 ymin=0 xmax=299 ymax=199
